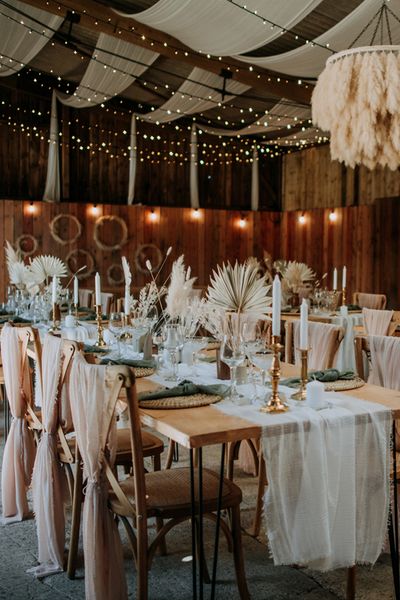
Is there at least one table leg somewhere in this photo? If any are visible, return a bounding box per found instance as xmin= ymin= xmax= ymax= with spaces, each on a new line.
xmin=210 ymin=443 xmax=226 ymax=600
xmin=190 ymin=449 xmax=198 ymax=600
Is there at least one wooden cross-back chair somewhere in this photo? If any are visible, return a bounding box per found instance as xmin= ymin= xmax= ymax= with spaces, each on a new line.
xmin=101 ymin=366 xmax=250 ymax=600
xmin=66 ymin=348 xmax=165 ymax=579
xmin=353 ymin=292 xmax=387 ymax=310
xmin=285 ymin=320 xmax=345 ymax=369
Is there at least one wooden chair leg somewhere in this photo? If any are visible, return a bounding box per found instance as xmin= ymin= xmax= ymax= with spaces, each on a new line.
xmin=165 ymin=439 xmax=175 ymax=469
xmin=67 ymin=458 xmax=83 ymax=579
xmin=153 ymin=453 xmax=167 ymax=557
xmin=137 ymin=518 xmax=149 ymax=600
xmin=231 ymin=505 xmax=251 ymax=600
xmin=346 ymin=566 xmax=356 ymax=600
xmin=250 ymin=454 xmax=266 ymax=538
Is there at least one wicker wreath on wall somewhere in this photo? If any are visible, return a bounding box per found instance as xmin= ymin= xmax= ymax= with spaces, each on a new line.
xmin=66 ymin=249 xmax=95 ymax=280
xmin=107 ymin=263 xmax=125 ymax=286
xmin=134 ymin=243 xmax=163 ymax=274
xmin=93 ymin=215 xmax=128 ymax=251
xmin=15 ymin=234 xmax=38 ymax=257
xmin=49 ymin=213 xmax=82 ymax=245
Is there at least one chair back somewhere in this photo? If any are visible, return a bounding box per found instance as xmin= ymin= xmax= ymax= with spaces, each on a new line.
xmin=69 ymin=354 xmax=132 ymax=599
xmin=285 ymin=320 xmax=345 ymax=370
xmin=367 ymin=335 xmax=400 ymax=389
xmin=362 ymin=308 xmax=394 ymax=336
xmin=353 ymin=292 xmax=387 ymax=310
xmin=0 ymin=323 xmax=40 ymax=522
xmin=100 ymin=292 xmax=114 ymax=315
xmin=78 ymin=288 xmax=93 ymax=308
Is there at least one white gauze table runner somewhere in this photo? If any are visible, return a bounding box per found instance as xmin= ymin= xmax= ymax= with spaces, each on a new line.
xmin=215 ymin=389 xmax=391 ymax=570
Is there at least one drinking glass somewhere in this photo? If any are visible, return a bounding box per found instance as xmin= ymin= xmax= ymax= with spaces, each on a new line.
xmin=163 ymin=323 xmax=184 ymax=381
xmin=108 ymin=312 xmax=123 ymax=357
xmin=220 ymin=334 xmax=246 ymax=403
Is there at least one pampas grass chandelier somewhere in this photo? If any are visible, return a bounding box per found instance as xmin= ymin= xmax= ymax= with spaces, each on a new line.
xmin=312 ymin=1 xmax=400 ymax=170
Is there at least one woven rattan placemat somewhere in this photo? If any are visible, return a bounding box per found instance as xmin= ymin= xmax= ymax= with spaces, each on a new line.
xmin=324 ymin=377 xmax=365 ymax=392
xmin=134 ymin=367 xmax=156 ymax=378
xmin=139 ymin=393 xmax=222 ymax=409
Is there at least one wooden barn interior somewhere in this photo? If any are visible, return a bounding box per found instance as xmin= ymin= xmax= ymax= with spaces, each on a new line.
xmin=1 ymin=1 xmax=400 ymax=600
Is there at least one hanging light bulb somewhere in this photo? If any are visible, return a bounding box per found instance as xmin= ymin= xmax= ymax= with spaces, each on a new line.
xmin=298 ymin=213 xmax=306 ymax=225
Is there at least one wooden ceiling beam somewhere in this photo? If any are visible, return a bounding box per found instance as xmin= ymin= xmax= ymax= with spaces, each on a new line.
xmin=21 ymin=0 xmax=312 ymax=105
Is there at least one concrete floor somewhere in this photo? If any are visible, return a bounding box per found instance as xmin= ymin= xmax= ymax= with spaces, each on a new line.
xmin=0 ymin=407 xmax=396 ymax=600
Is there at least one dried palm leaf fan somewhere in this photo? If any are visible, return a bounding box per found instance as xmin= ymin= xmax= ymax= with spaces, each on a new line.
xmin=312 ymin=2 xmax=400 ymax=170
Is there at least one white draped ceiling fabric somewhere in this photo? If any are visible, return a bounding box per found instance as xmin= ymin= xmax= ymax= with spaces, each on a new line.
xmin=235 ymin=0 xmax=400 ymax=77
xmin=116 ymin=0 xmax=323 ymax=55
xmin=43 ymin=33 xmax=159 ymax=202
xmin=0 ymin=0 xmax=63 ymax=77
xmin=140 ymin=66 xmax=249 ymax=123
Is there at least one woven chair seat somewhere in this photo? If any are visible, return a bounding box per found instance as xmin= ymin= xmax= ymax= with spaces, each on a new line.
xmin=109 ymin=467 xmax=242 ymax=518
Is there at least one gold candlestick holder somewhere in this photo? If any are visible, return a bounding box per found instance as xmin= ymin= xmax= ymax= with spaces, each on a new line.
xmin=73 ymin=303 xmax=79 ymax=318
xmin=95 ymin=304 xmax=106 ymax=347
xmin=291 ymin=348 xmax=309 ymax=401
xmin=260 ymin=335 xmax=288 ymax=413
xmin=49 ymin=303 xmax=60 ymax=333
xmin=342 ymin=287 xmax=347 ymax=306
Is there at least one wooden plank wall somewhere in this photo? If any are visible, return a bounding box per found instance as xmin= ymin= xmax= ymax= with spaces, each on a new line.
xmin=0 ymin=199 xmax=399 ymax=307
xmin=282 ymin=145 xmax=400 ymax=210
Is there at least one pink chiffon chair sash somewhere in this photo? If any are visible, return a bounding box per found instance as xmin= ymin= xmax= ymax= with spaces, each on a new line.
xmin=293 ymin=321 xmax=343 ymax=370
xmin=368 ymin=335 xmax=400 ymax=388
xmin=69 ymin=354 xmax=127 ymax=600
xmin=1 ymin=323 xmax=36 ymax=522
xmin=30 ymin=334 xmax=67 ymax=576
xmin=362 ymin=308 xmax=393 ymax=336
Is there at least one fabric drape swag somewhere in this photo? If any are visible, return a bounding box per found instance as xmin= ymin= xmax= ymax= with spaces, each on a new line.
xmin=30 ymin=334 xmax=67 ymax=577
xmin=1 ymin=324 xmax=36 ymax=523
xmin=42 ymin=33 xmax=158 ymax=202
xmin=0 ymin=1 xmax=63 ymax=77
xmin=116 ymin=0 xmax=323 ymax=56
xmin=69 ymin=355 xmax=127 ymax=600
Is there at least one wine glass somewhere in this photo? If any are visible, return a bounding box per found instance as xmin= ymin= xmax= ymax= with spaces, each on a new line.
xmin=220 ymin=334 xmax=246 ymax=403
xmin=187 ymin=336 xmax=209 ymax=377
xmin=108 ymin=312 xmax=123 ymax=357
xmin=152 ymin=327 xmax=166 ymax=371
xmin=163 ymin=323 xmax=184 ymax=382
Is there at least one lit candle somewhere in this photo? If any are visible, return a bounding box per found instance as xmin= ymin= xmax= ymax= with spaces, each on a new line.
xmin=95 ymin=272 xmax=101 ymax=307
xmin=333 ymin=268 xmax=337 ymax=291
xmin=124 ymin=286 xmax=130 ymax=316
xmin=300 ymin=299 xmax=308 ymax=350
xmin=342 ymin=266 xmax=347 ymax=289
xmin=272 ymin=274 xmax=281 ymax=337
xmin=73 ymin=276 xmax=79 ymax=305
xmin=52 ymin=276 xmax=58 ymax=304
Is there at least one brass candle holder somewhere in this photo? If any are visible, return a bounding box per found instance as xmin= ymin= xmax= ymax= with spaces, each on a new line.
xmin=95 ymin=304 xmax=106 ymax=347
xmin=260 ymin=335 xmax=288 ymax=413
xmin=342 ymin=287 xmax=347 ymax=306
xmin=291 ymin=348 xmax=309 ymax=401
xmin=73 ymin=303 xmax=79 ymax=318
xmin=48 ymin=303 xmax=60 ymax=333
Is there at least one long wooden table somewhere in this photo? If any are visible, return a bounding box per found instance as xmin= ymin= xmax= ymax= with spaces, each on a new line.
xmin=138 ymin=364 xmax=400 ymax=600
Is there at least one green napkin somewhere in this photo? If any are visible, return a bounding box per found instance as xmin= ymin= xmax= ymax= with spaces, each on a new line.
xmin=138 ymin=379 xmax=229 ymax=401
xmin=83 ymin=344 xmax=109 ymax=354
xmin=0 ymin=316 xmax=31 ymax=324
xmin=280 ymin=369 xmax=355 ymax=389
xmin=346 ymin=304 xmax=361 ymax=311
xmin=100 ymin=357 xmax=156 ymax=369
xmin=0 ymin=308 xmax=10 ymax=316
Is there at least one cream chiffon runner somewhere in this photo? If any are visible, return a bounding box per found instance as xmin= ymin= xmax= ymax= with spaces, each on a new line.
xmin=29 ymin=334 xmax=67 ymax=577
xmin=215 ymin=392 xmax=391 ymax=570
xmin=1 ymin=323 xmax=36 ymax=523
xmin=69 ymin=354 xmax=127 ymax=600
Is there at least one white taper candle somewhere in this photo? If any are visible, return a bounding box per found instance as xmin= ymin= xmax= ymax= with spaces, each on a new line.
xmin=95 ymin=272 xmax=101 ymax=306
xmin=333 ymin=268 xmax=337 ymax=291
xmin=342 ymin=266 xmax=347 ymax=288
xmin=52 ymin=276 xmax=58 ymax=304
xmin=73 ymin=276 xmax=79 ymax=305
xmin=124 ymin=286 xmax=131 ymax=316
xmin=300 ymin=299 xmax=308 ymax=350
xmin=272 ymin=274 xmax=281 ymax=337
